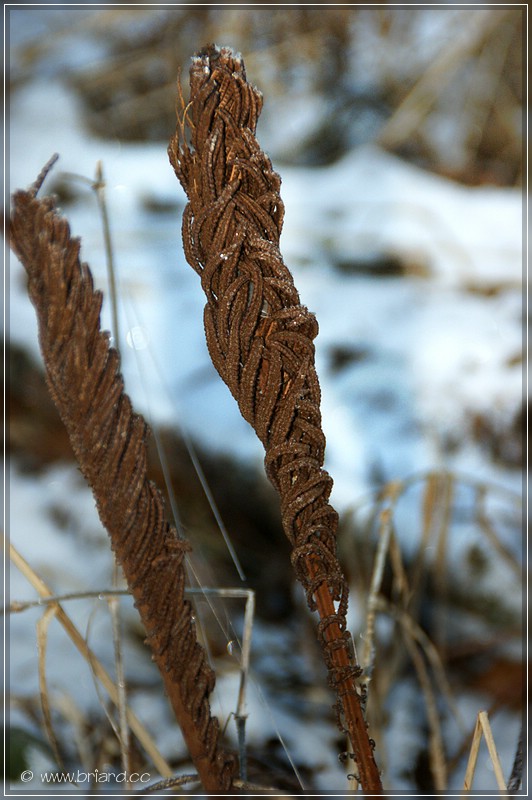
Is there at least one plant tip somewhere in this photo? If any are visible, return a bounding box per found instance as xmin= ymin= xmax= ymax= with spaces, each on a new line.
xmin=31 ymin=154 xmax=59 ymax=197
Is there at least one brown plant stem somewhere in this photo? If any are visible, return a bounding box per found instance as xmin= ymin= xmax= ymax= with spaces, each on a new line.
xmin=9 ymin=170 xmax=235 ymax=793
xmin=168 ymin=44 xmax=382 ymax=792
xmin=308 ymin=555 xmax=380 ymax=787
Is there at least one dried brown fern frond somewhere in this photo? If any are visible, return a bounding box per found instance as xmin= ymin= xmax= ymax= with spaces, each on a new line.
xmin=168 ymin=44 xmax=382 ymax=792
xmin=9 ymin=164 xmax=235 ymax=793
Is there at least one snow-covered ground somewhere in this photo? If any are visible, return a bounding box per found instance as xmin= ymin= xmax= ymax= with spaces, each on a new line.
xmin=7 ymin=15 xmax=524 ymax=795
xmin=9 ymin=79 xmax=523 ymax=506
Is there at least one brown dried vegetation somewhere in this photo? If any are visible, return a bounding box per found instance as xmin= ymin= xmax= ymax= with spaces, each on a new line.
xmin=168 ymin=45 xmax=381 ymax=791
xmin=9 ymin=170 xmax=236 ymax=792
xmin=8 ymin=25 xmax=523 ymax=792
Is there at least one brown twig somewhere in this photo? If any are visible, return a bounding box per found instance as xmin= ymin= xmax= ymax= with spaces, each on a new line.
xmin=9 ymin=175 xmax=235 ymax=792
xmin=168 ymin=44 xmax=382 ymax=792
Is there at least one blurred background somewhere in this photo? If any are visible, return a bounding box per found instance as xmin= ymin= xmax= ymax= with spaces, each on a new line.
xmin=9 ymin=6 xmax=523 ymax=181
xmin=7 ymin=6 xmax=524 ymax=794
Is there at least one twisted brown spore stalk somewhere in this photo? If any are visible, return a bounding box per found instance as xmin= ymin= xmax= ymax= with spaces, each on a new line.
xmin=169 ymin=45 xmax=382 ymax=791
xmin=9 ymin=180 xmax=235 ymax=793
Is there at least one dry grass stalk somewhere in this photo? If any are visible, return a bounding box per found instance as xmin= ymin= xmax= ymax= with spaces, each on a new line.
xmin=361 ymin=504 xmax=394 ymax=674
xmin=8 ymin=540 xmax=173 ymax=777
xmin=475 ymin=485 xmax=522 ymax=578
xmin=106 ymin=569 xmax=131 ymax=785
xmin=377 ymin=9 xmax=508 ymax=149
xmin=8 ymin=172 xmax=235 ymax=792
xmin=401 ymin=620 xmax=448 ymax=790
xmin=462 ymin=711 xmax=508 ymax=794
xmin=84 ymin=599 xmax=131 ymax=760
xmin=36 ymin=605 xmax=67 ymax=774
xmin=8 ymin=545 xmax=259 ymax=783
xmin=168 ymin=44 xmax=382 ymax=792
xmin=377 ymin=597 xmax=464 ymax=731
xmin=352 ymin=471 xmax=522 ymax=790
